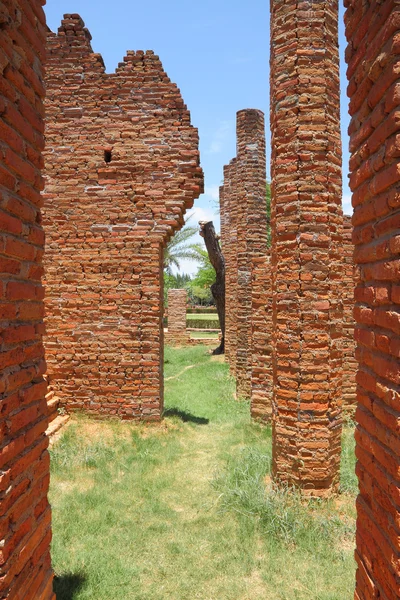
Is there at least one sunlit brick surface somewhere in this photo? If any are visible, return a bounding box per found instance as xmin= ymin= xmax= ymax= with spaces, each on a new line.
xmin=270 ymin=0 xmax=343 ymax=496
xmin=43 ymin=15 xmax=203 ymax=420
xmin=0 ymin=1 xmax=54 ymax=597
xmin=345 ymin=1 xmax=400 ymax=597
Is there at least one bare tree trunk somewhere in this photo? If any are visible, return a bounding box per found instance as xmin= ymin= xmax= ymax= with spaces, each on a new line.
xmin=199 ymin=221 xmax=225 ymax=355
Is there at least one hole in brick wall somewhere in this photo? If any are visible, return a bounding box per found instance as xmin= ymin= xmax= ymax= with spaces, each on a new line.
xmin=104 ymin=150 xmax=112 ymax=163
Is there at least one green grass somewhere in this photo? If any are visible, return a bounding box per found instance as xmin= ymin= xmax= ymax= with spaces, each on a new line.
xmin=186 ymin=313 xmax=219 ymax=320
xmin=50 ymin=345 xmax=357 ymax=599
xmin=189 ymin=331 xmax=219 ymax=339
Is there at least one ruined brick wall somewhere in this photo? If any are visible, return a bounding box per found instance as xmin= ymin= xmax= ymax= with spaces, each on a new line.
xmin=165 ymin=289 xmax=189 ymax=345
xmin=220 ymin=110 xmax=268 ymax=398
xmin=250 ymin=255 xmax=272 ymax=421
xmin=270 ymin=0 xmax=343 ymax=495
xmin=0 ymin=1 xmax=54 ymax=598
xmin=343 ymin=215 xmax=357 ymax=412
xmin=43 ymin=15 xmax=203 ymax=420
xmin=345 ymin=1 xmax=400 ymax=597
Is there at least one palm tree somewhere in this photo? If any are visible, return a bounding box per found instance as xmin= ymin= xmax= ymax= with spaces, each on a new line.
xmin=163 ymin=216 xmax=200 ymax=275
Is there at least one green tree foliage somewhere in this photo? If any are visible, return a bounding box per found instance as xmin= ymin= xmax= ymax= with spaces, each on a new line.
xmin=163 ymin=223 xmax=199 ymax=275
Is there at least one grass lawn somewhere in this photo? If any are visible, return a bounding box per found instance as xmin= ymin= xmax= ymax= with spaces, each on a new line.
xmin=189 ymin=331 xmax=219 ymax=339
xmin=50 ymin=345 xmax=357 ymax=599
xmin=186 ymin=313 xmax=219 ymax=320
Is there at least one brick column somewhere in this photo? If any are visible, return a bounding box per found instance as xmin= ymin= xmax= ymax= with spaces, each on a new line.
xmin=222 ymin=160 xmax=238 ymax=372
xmin=345 ymin=1 xmax=400 ymax=598
xmin=251 ymin=255 xmax=273 ymax=421
xmin=235 ymin=110 xmax=268 ymax=399
xmin=0 ymin=1 xmax=54 ymax=598
xmin=165 ymin=289 xmax=189 ymax=345
xmin=270 ymin=0 xmax=343 ymax=495
xmin=343 ymin=215 xmax=357 ymax=412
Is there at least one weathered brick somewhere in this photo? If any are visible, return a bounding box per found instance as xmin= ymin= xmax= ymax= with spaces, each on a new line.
xmin=0 ymin=1 xmax=54 ymax=598
xmin=43 ymin=14 xmax=204 ymax=419
xmin=345 ymin=1 xmax=400 ymax=597
xmin=270 ymin=0 xmax=343 ymax=496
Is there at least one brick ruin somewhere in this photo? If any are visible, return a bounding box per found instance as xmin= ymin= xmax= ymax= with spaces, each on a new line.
xmin=270 ymin=0 xmax=343 ymax=496
xmin=165 ymin=289 xmax=189 ymax=346
xmin=250 ymin=255 xmax=272 ymax=422
xmin=1 ymin=1 xmax=400 ymax=599
xmin=0 ymin=0 xmax=54 ymax=598
xmin=42 ymin=15 xmax=203 ymax=420
xmin=345 ymin=1 xmax=400 ymax=597
xmin=343 ymin=215 xmax=357 ymax=412
xmin=219 ymin=109 xmax=268 ymax=399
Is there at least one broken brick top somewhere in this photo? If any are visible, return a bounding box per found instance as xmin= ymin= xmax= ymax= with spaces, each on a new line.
xmin=45 ymin=14 xmax=204 ymax=242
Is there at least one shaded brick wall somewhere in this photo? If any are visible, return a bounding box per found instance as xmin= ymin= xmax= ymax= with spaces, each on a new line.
xmin=165 ymin=289 xmax=189 ymax=346
xmin=270 ymin=0 xmax=343 ymax=496
xmin=345 ymin=1 xmax=400 ymax=597
xmin=43 ymin=15 xmax=203 ymax=420
xmin=343 ymin=215 xmax=357 ymax=412
xmin=0 ymin=1 xmax=54 ymax=598
xmin=250 ymin=255 xmax=272 ymax=421
xmin=220 ymin=110 xmax=268 ymax=398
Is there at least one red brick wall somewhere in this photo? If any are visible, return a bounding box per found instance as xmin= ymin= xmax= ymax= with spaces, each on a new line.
xmin=343 ymin=215 xmax=357 ymax=412
xmin=0 ymin=1 xmax=54 ymax=598
xmin=43 ymin=15 xmax=203 ymax=420
xmin=250 ymin=255 xmax=272 ymax=421
xmin=220 ymin=110 xmax=268 ymax=398
xmin=345 ymin=1 xmax=400 ymax=597
xmin=270 ymin=0 xmax=343 ymax=496
xmin=165 ymin=289 xmax=189 ymax=345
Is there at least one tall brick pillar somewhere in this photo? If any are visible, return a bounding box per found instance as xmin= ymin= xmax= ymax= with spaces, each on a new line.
xmin=222 ymin=160 xmax=238 ymax=372
xmin=235 ymin=110 xmax=268 ymax=398
xmin=270 ymin=0 xmax=343 ymax=495
xmin=0 ymin=1 xmax=54 ymax=598
xmin=345 ymin=1 xmax=400 ymax=598
xmin=220 ymin=111 xmax=268 ymax=397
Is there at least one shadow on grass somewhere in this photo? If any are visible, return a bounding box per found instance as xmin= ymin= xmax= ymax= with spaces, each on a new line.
xmin=53 ymin=573 xmax=86 ymax=600
xmin=164 ymin=408 xmax=209 ymax=425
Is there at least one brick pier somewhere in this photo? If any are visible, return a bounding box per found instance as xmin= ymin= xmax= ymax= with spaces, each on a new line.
xmin=270 ymin=0 xmax=343 ymax=496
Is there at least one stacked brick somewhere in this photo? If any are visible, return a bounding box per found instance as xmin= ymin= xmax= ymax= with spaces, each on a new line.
xmin=345 ymin=1 xmax=400 ymax=597
xmin=270 ymin=0 xmax=343 ymax=496
xmin=165 ymin=289 xmax=189 ymax=345
xmin=43 ymin=15 xmax=203 ymax=420
xmin=220 ymin=160 xmax=238 ymax=372
xmin=0 ymin=1 xmax=54 ymax=598
xmin=250 ymin=255 xmax=272 ymax=422
xmin=220 ymin=110 xmax=268 ymax=398
xmin=343 ymin=215 xmax=357 ymax=412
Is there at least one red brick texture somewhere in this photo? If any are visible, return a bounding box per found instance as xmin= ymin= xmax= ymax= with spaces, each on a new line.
xmin=345 ymin=1 xmax=400 ymax=598
xmin=0 ymin=0 xmax=54 ymax=598
xmin=221 ymin=159 xmax=238 ymax=374
xmin=250 ymin=255 xmax=272 ymax=422
xmin=270 ymin=0 xmax=343 ymax=496
xmin=220 ymin=110 xmax=268 ymax=398
xmin=165 ymin=289 xmax=190 ymax=346
xmin=343 ymin=215 xmax=357 ymax=412
xmin=43 ymin=15 xmax=203 ymax=420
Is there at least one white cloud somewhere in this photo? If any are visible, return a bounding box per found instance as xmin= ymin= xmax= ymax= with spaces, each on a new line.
xmin=342 ymin=194 xmax=353 ymax=216
xmin=204 ymin=185 xmax=220 ymax=202
xmin=207 ymin=120 xmax=232 ymax=155
xmin=186 ymin=205 xmax=217 ymax=226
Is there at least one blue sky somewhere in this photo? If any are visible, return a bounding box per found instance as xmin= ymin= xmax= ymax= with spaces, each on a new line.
xmin=45 ymin=1 xmax=352 ymax=274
